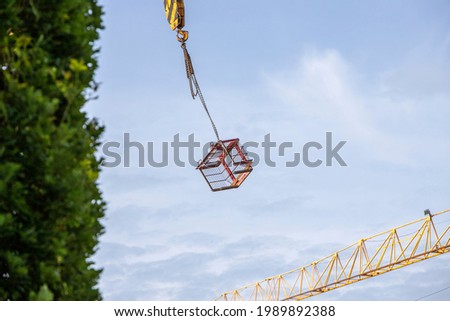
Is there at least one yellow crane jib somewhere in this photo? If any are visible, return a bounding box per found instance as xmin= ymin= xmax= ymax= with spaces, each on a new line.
xmin=216 ymin=208 xmax=450 ymax=300
xmin=164 ymin=0 xmax=188 ymax=42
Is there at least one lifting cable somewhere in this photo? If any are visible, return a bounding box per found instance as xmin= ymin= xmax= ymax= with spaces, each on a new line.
xmin=180 ymin=42 xmax=221 ymax=142
xmin=165 ymin=0 xmax=221 ymax=142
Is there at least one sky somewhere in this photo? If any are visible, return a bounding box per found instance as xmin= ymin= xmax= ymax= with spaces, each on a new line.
xmin=85 ymin=0 xmax=450 ymax=300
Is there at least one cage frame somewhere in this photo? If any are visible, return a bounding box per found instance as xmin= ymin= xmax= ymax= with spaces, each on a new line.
xmin=196 ymin=138 xmax=253 ymax=192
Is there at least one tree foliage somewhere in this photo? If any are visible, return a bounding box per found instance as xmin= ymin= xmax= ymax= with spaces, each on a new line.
xmin=0 ymin=0 xmax=105 ymax=300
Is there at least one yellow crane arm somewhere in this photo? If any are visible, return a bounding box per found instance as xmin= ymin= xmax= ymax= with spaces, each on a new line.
xmin=216 ymin=209 xmax=450 ymax=301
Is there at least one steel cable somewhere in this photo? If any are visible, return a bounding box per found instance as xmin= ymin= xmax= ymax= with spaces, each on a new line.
xmin=181 ymin=42 xmax=221 ymax=142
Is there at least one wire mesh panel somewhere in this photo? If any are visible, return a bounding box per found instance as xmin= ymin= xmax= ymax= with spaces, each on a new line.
xmin=196 ymin=138 xmax=253 ymax=192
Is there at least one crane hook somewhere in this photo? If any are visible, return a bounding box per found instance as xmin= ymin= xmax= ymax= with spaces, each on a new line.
xmin=176 ymin=29 xmax=189 ymax=42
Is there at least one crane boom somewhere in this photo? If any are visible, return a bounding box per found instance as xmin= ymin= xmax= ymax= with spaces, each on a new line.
xmin=216 ymin=209 xmax=450 ymax=301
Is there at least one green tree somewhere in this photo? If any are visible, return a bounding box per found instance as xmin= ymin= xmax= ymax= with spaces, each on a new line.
xmin=0 ymin=0 xmax=105 ymax=300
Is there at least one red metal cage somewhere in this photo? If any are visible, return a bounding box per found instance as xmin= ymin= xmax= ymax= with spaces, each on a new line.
xmin=196 ymin=138 xmax=253 ymax=192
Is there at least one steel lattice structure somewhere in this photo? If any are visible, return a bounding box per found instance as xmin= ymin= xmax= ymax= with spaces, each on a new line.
xmin=216 ymin=209 xmax=450 ymax=301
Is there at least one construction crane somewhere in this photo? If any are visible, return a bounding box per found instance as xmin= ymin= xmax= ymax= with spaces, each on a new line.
xmin=163 ymin=0 xmax=253 ymax=192
xmin=216 ymin=209 xmax=450 ymax=301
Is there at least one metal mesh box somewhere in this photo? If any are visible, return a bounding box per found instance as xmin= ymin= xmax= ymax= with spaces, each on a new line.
xmin=196 ymin=138 xmax=253 ymax=192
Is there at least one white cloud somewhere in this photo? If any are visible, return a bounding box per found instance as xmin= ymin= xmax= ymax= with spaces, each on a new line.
xmin=267 ymin=49 xmax=417 ymax=165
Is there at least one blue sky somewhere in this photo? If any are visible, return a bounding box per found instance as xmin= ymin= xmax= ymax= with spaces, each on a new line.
xmin=86 ymin=0 xmax=450 ymax=300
